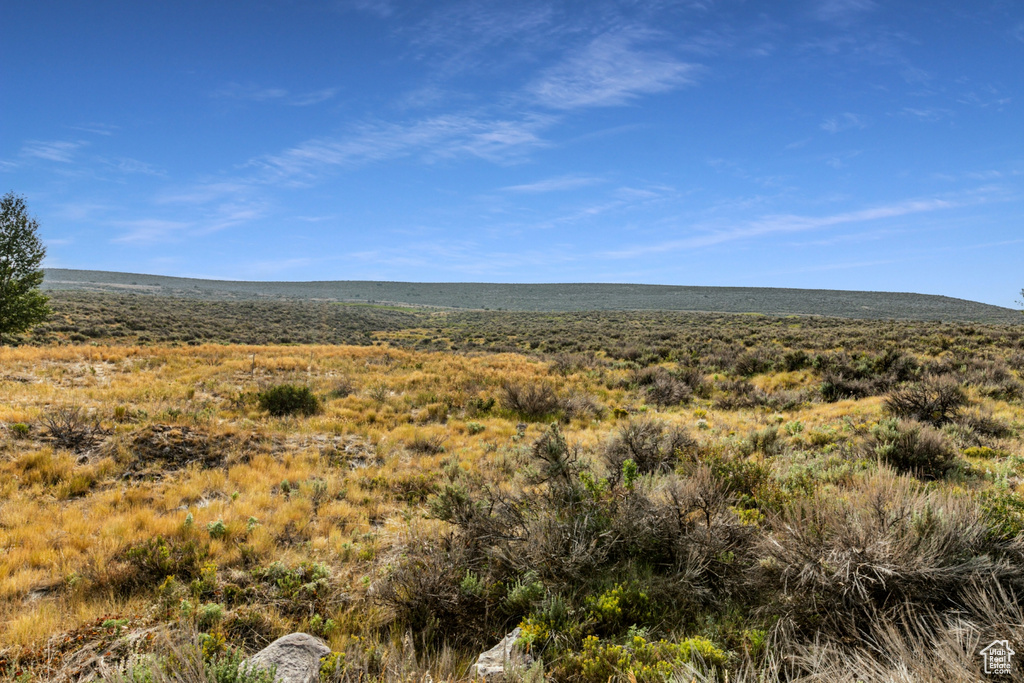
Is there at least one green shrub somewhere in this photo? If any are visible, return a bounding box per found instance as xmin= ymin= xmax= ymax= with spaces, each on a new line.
xmin=125 ymin=535 xmax=208 ymax=584
xmin=963 ymin=446 xmax=999 ymax=459
xmin=10 ymin=422 xmax=30 ymax=438
xmin=783 ymin=350 xmax=810 ymax=371
xmin=460 ymin=570 xmax=484 ymax=597
xmin=327 ymin=377 xmax=356 ymax=399
xmin=366 ymin=382 xmax=389 ymax=404
xmin=500 ymin=381 xmax=560 ymax=420
xmin=585 ymin=583 xmax=653 ymax=635
xmin=307 ymin=614 xmax=337 ymax=639
xmin=466 ymin=396 xmax=495 ymax=416
xmin=197 ymin=602 xmax=225 ymax=630
xmin=102 ymin=617 xmax=129 ymax=635
xmin=190 ymin=562 xmax=219 ymax=599
xmin=819 ymin=371 xmax=872 ymax=403
xmin=504 ymin=571 xmax=545 ymax=613
xmin=740 ymin=427 xmax=782 ymax=457
xmin=734 ymin=350 xmax=773 ymax=377
xmin=705 ymin=454 xmax=772 ymax=504
xmin=637 ymin=367 xmax=692 ymax=406
xmin=205 ymin=647 xmax=277 ymax=683
xmin=114 ymin=633 xmax=278 ymax=683
xmin=319 ymin=652 xmax=346 ymax=681
xmin=980 ymin=490 xmax=1024 ymax=540
xmin=207 ymin=520 xmax=227 ymax=540
xmin=885 ymin=378 xmax=967 ymax=427
xmin=604 ymin=418 xmax=695 ymax=480
xmin=868 ymin=418 xmax=958 ymax=479
xmin=257 ymin=384 xmax=321 ymax=417
xmin=759 ymin=470 xmax=1008 ymax=641
xmin=807 ymin=427 xmax=838 ymax=447
xmin=562 ymin=634 xmax=727 ymax=683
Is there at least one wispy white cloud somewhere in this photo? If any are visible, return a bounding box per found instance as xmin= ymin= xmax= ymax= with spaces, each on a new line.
xmin=55 ymin=202 xmax=114 ymax=221
xmin=157 ymin=182 xmax=254 ymax=205
xmin=21 ymin=140 xmax=87 ymax=163
xmin=820 ymin=112 xmax=866 ymax=133
xmin=110 ymin=200 xmax=265 ymax=243
xmin=955 ymin=84 xmax=1012 ymax=109
xmin=706 ymin=158 xmax=790 ymax=189
xmin=799 ymin=30 xmax=932 ymax=89
xmin=294 ymin=214 xmax=342 ymax=223
xmin=69 ymin=123 xmax=119 ymax=136
xmin=395 ymin=85 xmax=460 ymax=111
xmin=962 ymin=237 xmax=1024 ymax=250
xmin=214 ymin=83 xmax=289 ymax=101
xmin=289 ymin=88 xmax=341 ymax=106
xmin=813 ymin=0 xmax=876 ymax=24
xmin=100 ymin=157 xmax=165 ymax=176
xmin=213 ymin=83 xmax=340 ymax=106
xmin=602 ymin=197 xmax=957 ymax=258
xmin=677 ymin=29 xmax=739 ymax=57
xmin=899 ymin=107 xmax=953 ymax=122
xmin=825 ymin=150 xmax=862 ymax=169
xmin=789 ymin=227 xmax=899 ymax=247
xmin=199 ymin=204 xmax=267 ymax=234
xmin=409 ymin=2 xmax=558 ymax=76
xmin=502 ymin=175 xmax=601 ymax=193
xmin=965 ymin=170 xmax=1004 ymax=181
xmin=528 ymin=32 xmax=696 ymax=110
xmin=614 ymin=186 xmax=668 ymax=201
xmin=340 ymin=0 xmax=393 ymax=18
xmin=111 ymin=219 xmax=193 ymax=244
xmin=488 ymin=177 xmax=678 ymax=235
xmin=252 ymin=113 xmax=552 ymax=181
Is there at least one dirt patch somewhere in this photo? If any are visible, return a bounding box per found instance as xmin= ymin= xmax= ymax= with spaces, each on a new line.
xmin=123 ymin=424 xmax=263 ymax=478
xmin=0 ymin=616 xmax=160 ymax=682
xmin=285 ymin=434 xmax=382 ymax=468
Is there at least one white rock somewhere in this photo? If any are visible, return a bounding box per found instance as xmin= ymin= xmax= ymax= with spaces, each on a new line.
xmin=471 ymin=628 xmax=530 ymax=681
xmin=247 ymin=633 xmax=331 ymax=683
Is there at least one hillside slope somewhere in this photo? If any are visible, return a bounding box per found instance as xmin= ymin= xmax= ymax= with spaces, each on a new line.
xmin=43 ymin=268 xmax=1022 ymax=323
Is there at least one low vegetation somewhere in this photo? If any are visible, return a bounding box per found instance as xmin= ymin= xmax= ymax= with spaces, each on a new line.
xmin=257 ymin=384 xmax=321 ymax=417
xmin=0 ymin=303 xmax=1022 ymax=682
xmin=41 ymin=268 xmax=1024 ymax=322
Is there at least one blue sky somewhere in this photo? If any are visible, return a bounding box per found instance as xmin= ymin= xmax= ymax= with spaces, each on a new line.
xmin=3 ymin=1 xmax=1023 ymax=307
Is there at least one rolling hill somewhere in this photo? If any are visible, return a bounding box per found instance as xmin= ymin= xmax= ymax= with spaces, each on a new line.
xmin=43 ymin=268 xmax=1022 ymax=323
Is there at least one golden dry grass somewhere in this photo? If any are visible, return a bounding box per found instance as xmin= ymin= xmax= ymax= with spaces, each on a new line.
xmin=0 ymin=344 xmax=595 ymax=646
xmin=0 ymin=340 xmax=1022 ymax=678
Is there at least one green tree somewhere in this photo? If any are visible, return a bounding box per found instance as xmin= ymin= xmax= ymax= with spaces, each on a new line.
xmin=0 ymin=192 xmax=51 ymax=343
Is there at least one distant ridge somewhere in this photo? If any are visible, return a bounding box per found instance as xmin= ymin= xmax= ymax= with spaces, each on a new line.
xmin=43 ymin=269 xmax=1022 ymax=324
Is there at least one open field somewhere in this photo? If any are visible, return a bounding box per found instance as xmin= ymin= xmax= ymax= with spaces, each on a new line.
xmin=42 ymin=269 xmax=1023 ymax=323
xmin=3 ymin=305 xmax=1024 ymax=681
xmin=21 ymin=290 xmax=1024 ymax=355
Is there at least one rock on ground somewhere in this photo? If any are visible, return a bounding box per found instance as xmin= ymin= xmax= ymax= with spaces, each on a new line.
xmin=246 ymin=633 xmax=331 ymax=683
xmin=471 ymin=627 xmax=531 ymax=680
